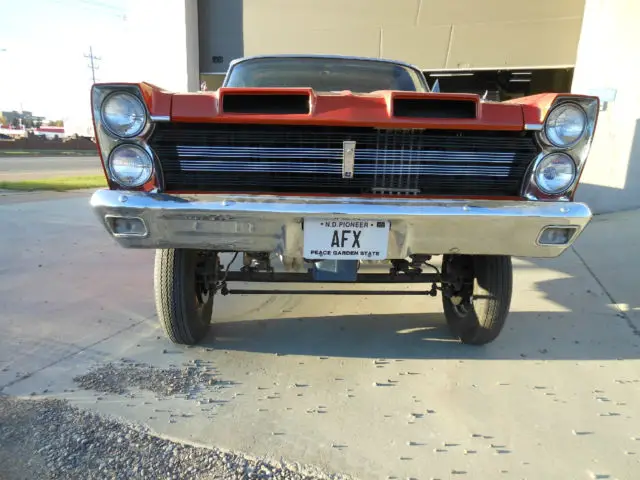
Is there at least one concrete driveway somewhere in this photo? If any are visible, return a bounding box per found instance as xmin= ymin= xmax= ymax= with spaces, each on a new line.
xmin=1 ymin=191 xmax=638 ymax=479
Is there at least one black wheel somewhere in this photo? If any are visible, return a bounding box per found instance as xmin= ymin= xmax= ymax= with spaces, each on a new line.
xmin=442 ymin=254 xmax=512 ymax=345
xmin=154 ymin=249 xmax=218 ymax=345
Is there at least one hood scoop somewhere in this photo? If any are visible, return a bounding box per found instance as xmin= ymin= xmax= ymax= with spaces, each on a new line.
xmin=221 ymin=93 xmax=310 ymax=115
xmin=393 ymin=97 xmax=477 ymax=119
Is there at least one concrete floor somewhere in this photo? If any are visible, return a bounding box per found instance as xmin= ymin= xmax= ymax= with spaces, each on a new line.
xmin=0 ymin=155 xmax=102 ymax=180
xmin=1 ymin=192 xmax=639 ymax=480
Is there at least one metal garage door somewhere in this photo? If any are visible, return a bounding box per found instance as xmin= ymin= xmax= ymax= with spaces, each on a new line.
xmin=198 ymin=0 xmax=245 ymax=73
xmin=198 ymin=0 xmax=586 ymax=73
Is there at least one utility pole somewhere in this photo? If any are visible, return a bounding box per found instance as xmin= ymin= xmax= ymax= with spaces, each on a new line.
xmin=84 ymin=46 xmax=101 ymax=84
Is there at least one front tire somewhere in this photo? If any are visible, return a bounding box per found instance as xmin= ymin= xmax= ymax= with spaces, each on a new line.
xmin=154 ymin=249 xmax=216 ymax=345
xmin=442 ymin=255 xmax=512 ymax=345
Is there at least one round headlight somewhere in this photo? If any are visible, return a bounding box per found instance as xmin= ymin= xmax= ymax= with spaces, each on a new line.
xmin=108 ymin=144 xmax=153 ymax=187
xmin=544 ymin=103 xmax=587 ymax=147
xmin=101 ymin=92 xmax=147 ymax=138
xmin=534 ymin=153 xmax=576 ymax=194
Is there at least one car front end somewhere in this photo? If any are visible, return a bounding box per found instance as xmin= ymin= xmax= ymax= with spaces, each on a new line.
xmin=89 ymin=56 xmax=599 ymax=347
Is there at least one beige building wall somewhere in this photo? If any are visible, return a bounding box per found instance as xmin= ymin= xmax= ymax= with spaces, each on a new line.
xmin=240 ymin=0 xmax=585 ymax=69
xmin=572 ymin=0 xmax=640 ymax=213
xmin=118 ymin=0 xmax=200 ymax=92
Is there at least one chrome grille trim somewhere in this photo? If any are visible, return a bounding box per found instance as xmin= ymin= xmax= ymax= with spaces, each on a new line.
xmin=173 ymin=146 xmax=517 ymax=164
xmin=176 ymin=146 xmax=344 ymax=159
xmin=177 ymin=160 xmax=512 ymax=177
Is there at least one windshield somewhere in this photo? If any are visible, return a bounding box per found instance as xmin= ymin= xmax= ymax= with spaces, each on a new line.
xmin=224 ymin=57 xmax=428 ymax=93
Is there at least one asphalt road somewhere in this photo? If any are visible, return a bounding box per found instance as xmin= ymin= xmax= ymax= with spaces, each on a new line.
xmin=0 ymin=191 xmax=639 ymax=479
xmin=0 ymin=155 xmax=102 ymax=180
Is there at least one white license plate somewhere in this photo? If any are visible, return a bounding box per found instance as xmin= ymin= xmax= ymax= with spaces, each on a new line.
xmin=303 ymin=218 xmax=390 ymax=260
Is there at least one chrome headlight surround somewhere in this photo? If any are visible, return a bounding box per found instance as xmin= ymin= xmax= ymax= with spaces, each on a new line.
xmin=533 ymin=152 xmax=576 ymax=195
xmin=107 ymin=143 xmax=154 ymax=188
xmin=542 ymin=102 xmax=587 ymax=148
xmin=523 ymin=95 xmax=599 ymax=201
xmin=100 ymin=91 xmax=148 ymax=139
xmin=91 ymin=84 xmax=163 ymax=190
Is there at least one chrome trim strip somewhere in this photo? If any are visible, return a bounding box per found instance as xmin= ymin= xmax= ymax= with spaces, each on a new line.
xmin=171 ymin=146 xmax=518 ymax=163
xmin=90 ymin=189 xmax=592 ymax=259
xmin=179 ymin=161 xmax=341 ymax=172
xmin=150 ymin=115 xmax=170 ymax=122
xmin=177 ymin=161 xmax=512 ymax=177
xmin=176 ymin=146 xmax=344 ymax=159
xmin=524 ymin=123 xmax=543 ymax=131
xmin=172 ymin=144 xmax=521 ymax=177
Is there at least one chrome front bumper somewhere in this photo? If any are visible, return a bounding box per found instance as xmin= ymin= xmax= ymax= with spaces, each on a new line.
xmin=90 ymin=189 xmax=592 ymax=258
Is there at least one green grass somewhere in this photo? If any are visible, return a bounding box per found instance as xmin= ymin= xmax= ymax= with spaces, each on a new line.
xmin=0 ymin=150 xmax=97 ymax=157
xmin=0 ymin=175 xmax=107 ymax=192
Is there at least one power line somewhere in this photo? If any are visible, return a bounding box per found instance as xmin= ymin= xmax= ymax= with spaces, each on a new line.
xmin=84 ymin=46 xmax=101 ymax=84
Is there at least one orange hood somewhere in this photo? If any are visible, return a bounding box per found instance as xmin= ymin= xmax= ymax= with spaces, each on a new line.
xmin=129 ymin=82 xmax=591 ymax=132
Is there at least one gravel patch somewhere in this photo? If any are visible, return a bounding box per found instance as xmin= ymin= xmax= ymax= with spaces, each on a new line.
xmin=0 ymin=395 xmax=353 ymax=480
xmin=73 ymin=360 xmax=219 ymax=397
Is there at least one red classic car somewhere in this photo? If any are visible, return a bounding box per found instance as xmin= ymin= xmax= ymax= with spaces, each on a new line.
xmin=90 ymin=54 xmax=598 ymax=346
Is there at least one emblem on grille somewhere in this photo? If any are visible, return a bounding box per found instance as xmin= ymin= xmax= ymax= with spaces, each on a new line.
xmin=342 ymin=140 xmax=356 ymax=179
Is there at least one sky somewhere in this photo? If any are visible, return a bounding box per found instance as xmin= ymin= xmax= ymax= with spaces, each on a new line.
xmin=0 ymin=0 xmax=134 ymax=121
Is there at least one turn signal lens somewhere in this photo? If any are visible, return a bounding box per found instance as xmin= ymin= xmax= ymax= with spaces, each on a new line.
xmin=538 ymin=226 xmax=578 ymax=245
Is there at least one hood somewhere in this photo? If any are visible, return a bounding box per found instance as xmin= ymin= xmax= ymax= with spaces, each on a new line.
xmin=133 ymin=83 xmax=582 ymax=132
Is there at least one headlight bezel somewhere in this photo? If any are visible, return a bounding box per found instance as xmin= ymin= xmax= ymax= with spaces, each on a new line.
xmin=542 ymin=101 xmax=588 ymax=149
xmin=106 ymin=142 xmax=155 ymax=188
xmin=100 ymin=90 xmax=149 ymax=139
xmin=91 ymin=84 xmax=164 ymax=191
xmin=522 ymin=95 xmax=599 ymax=201
xmin=533 ymin=152 xmax=577 ymax=195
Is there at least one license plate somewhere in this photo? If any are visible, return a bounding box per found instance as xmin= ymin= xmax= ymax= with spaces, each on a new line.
xmin=303 ymin=218 xmax=390 ymax=260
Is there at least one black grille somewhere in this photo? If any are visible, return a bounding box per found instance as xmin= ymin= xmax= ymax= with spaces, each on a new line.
xmin=149 ymin=123 xmax=539 ymax=196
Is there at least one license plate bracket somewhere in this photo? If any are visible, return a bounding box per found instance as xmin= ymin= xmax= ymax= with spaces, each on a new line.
xmin=303 ymin=218 xmax=390 ymax=260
